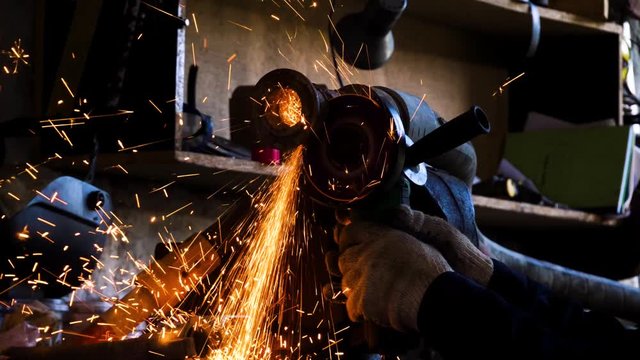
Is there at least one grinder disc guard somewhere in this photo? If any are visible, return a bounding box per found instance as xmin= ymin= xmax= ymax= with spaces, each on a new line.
xmin=302 ymin=94 xmax=406 ymax=206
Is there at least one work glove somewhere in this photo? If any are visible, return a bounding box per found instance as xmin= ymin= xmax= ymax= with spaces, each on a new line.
xmin=335 ymin=220 xmax=452 ymax=332
xmin=391 ymin=204 xmax=494 ymax=286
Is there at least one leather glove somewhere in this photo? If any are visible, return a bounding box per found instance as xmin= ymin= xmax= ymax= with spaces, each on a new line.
xmin=391 ymin=204 xmax=494 ymax=286
xmin=337 ymin=221 xmax=452 ymax=332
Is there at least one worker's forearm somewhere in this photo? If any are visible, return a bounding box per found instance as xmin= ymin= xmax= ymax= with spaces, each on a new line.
xmin=488 ymin=259 xmax=627 ymax=336
xmin=417 ymin=271 xmax=629 ymax=360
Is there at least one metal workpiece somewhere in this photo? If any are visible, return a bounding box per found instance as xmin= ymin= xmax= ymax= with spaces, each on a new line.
xmin=404 ymin=106 xmax=490 ymax=168
xmin=253 ymin=68 xmax=338 ymax=150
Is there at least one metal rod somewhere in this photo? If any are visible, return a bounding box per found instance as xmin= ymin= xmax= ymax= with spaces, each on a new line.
xmin=404 ymin=106 xmax=490 ymax=168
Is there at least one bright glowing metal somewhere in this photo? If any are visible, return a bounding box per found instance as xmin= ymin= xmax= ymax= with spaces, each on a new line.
xmin=266 ymin=88 xmax=305 ymax=129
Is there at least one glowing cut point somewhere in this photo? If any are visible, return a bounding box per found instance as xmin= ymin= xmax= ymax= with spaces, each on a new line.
xmin=265 ymin=88 xmax=305 ymax=129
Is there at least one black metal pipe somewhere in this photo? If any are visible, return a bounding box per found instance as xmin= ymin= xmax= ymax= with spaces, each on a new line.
xmin=363 ymin=0 xmax=408 ymax=36
xmin=404 ymin=106 xmax=490 ymax=168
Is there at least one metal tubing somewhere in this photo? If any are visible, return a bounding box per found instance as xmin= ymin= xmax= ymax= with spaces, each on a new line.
xmin=404 ymin=106 xmax=490 ymax=168
xmin=482 ymin=232 xmax=640 ymax=322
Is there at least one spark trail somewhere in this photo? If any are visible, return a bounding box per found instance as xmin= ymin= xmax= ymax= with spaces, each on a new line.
xmin=210 ymin=146 xmax=303 ymax=360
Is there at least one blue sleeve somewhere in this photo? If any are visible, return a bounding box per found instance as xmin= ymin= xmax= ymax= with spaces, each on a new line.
xmin=488 ymin=259 xmax=627 ymax=335
xmin=416 ymin=269 xmax=636 ymax=360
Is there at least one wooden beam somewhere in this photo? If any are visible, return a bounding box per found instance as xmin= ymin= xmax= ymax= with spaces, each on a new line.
xmin=551 ymin=0 xmax=609 ymax=21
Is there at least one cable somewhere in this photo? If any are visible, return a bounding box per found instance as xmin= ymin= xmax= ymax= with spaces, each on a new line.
xmin=328 ymin=0 xmax=344 ymax=88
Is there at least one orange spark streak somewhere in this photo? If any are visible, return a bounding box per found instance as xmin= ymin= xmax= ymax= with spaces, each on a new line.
xmin=148 ymin=100 xmax=163 ymax=114
xmin=227 ymin=63 xmax=232 ymax=91
xmin=60 ymin=78 xmax=75 ymax=98
xmin=40 ymin=111 xmax=133 ymax=124
xmin=142 ymin=2 xmax=183 ymax=22
xmin=191 ymin=13 xmax=199 ymax=33
xmin=150 ymin=181 xmax=175 ymax=194
xmin=410 ymin=93 xmax=426 ymax=122
xmin=227 ymin=20 xmax=253 ymax=31
xmin=492 ymin=72 xmax=526 ymax=96
xmin=318 ymin=29 xmax=329 ymax=53
xmin=60 ymin=130 xmax=74 ymax=147
xmin=164 ymin=202 xmax=193 ymax=218
xmin=36 ymin=217 xmax=56 ymax=227
xmin=191 ymin=42 xmax=197 ymax=66
xmin=283 ymin=0 xmax=305 ymax=21
xmin=117 ymin=139 xmax=169 ymax=152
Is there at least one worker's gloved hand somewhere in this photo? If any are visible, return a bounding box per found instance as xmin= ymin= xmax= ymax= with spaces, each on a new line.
xmin=336 ymin=221 xmax=452 ymax=332
xmin=391 ymin=205 xmax=494 ymax=286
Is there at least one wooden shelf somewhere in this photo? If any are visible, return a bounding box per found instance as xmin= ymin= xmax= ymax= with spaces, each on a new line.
xmin=50 ymin=151 xmax=625 ymax=228
xmin=174 ymin=151 xmax=278 ymax=177
xmin=51 ymin=151 xmax=278 ymax=193
xmin=473 ymin=195 xmax=622 ymax=228
xmin=409 ymin=0 xmax=621 ymax=36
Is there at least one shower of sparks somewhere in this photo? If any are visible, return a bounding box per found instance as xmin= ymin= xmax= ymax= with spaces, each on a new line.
xmin=0 ymin=3 xmax=358 ymax=357
xmin=2 ymin=39 xmax=30 ymax=74
xmin=208 ymin=147 xmax=303 ymax=360
xmin=492 ymin=72 xmax=526 ymax=96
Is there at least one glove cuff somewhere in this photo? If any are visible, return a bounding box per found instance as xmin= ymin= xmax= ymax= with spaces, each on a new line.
xmin=458 ymin=244 xmax=494 ymax=286
xmin=388 ymin=253 xmax=453 ymax=332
